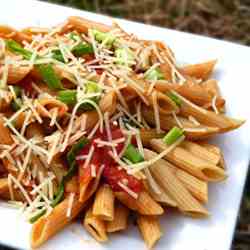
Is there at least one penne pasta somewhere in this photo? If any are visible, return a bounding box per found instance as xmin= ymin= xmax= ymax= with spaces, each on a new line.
xmin=150 ymin=139 xmax=226 ymax=182
xmin=144 ymin=179 xmax=177 ymax=207
xmin=142 ymin=105 xmax=220 ymax=139
xmin=144 ymin=149 xmax=208 ymax=217
xmin=201 ymin=143 xmax=226 ymax=169
xmin=202 ymin=79 xmax=221 ymax=98
xmin=3 ymin=64 xmax=31 ymax=84
xmin=79 ymin=164 xmax=104 ymax=202
xmin=31 ymin=195 xmax=85 ymax=248
xmin=76 ymin=91 xmax=117 ymax=131
xmin=167 ymin=163 xmax=208 ymax=203
xmin=106 ymin=203 xmax=129 ymax=233
xmin=181 ymin=141 xmax=220 ymax=165
xmin=140 ymin=129 xmax=164 ymax=147
xmin=115 ymin=190 xmax=164 ymax=216
xmin=137 ymin=215 xmax=162 ymax=249
xmin=180 ymin=60 xmax=217 ymax=80
xmin=0 ymin=114 xmax=14 ymax=145
xmin=83 ymin=205 xmax=108 ymax=242
xmin=0 ymin=25 xmax=32 ymax=42
xmin=36 ymin=98 xmax=68 ymax=118
xmin=148 ymin=90 xmax=179 ymax=115
xmin=175 ymin=92 xmax=245 ymax=132
xmin=68 ymin=16 xmax=111 ymax=33
xmin=154 ymin=81 xmax=225 ymax=109
xmin=0 ymin=177 xmax=24 ymax=201
xmin=93 ymin=184 xmax=115 ymax=221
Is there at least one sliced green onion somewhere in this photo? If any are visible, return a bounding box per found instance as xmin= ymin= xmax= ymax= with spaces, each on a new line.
xmin=57 ymin=90 xmax=77 ymax=105
xmin=13 ymin=86 xmax=21 ymax=97
xmin=50 ymin=181 xmax=65 ymax=208
xmin=10 ymin=98 xmax=22 ymax=111
xmin=167 ymin=92 xmax=182 ymax=107
xmin=91 ymin=29 xmax=116 ymax=47
xmin=69 ymin=32 xmax=79 ymax=42
xmin=79 ymin=81 xmax=102 ymax=111
xmin=123 ymin=144 xmax=144 ymax=163
xmin=115 ymin=48 xmax=135 ymax=66
xmin=29 ymin=209 xmax=46 ymax=224
xmin=51 ymin=49 xmax=65 ymax=63
xmin=163 ymin=127 xmax=184 ymax=145
xmin=72 ymin=43 xmax=94 ymax=56
xmin=145 ymin=67 xmax=164 ymax=81
xmin=36 ymin=64 xmax=63 ymax=90
xmin=121 ymin=117 xmax=139 ymax=129
xmin=5 ymin=40 xmax=32 ymax=60
xmin=66 ymin=137 xmax=89 ymax=179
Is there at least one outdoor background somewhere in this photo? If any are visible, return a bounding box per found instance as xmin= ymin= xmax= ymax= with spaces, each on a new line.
xmin=38 ymin=1 xmax=249 ymax=250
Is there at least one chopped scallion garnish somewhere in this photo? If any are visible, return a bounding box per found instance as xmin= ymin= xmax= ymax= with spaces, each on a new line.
xmin=5 ymin=40 xmax=32 ymax=60
xmin=57 ymin=90 xmax=77 ymax=105
xmin=13 ymin=86 xmax=21 ymax=97
xmin=10 ymin=98 xmax=22 ymax=112
xmin=51 ymin=49 xmax=65 ymax=63
xmin=115 ymin=48 xmax=135 ymax=66
xmin=69 ymin=32 xmax=79 ymax=42
xmin=167 ymin=92 xmax=182 ymax=107
xmin=79 ymin=81 xmax=102 ymax=111
xmin=91 ymin=29 xmax=116 ymax=47
xmin=72 ymin=42 xmax=94 ymax=56
xmin=37 ymin=64 xmax=63 ymax=90
xmin=29 ymin=209 xmax=46 ymax=224
xmin=163 ymin=127 xmax=184 ymax=145
xmin=123 ymin=144 xmax=144 ymax=163
xmin=145 ymin=67 xmax=164 ymax=81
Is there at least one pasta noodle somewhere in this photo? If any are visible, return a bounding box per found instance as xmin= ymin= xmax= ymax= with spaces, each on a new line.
xmin=83 ymin=205 xmax=108 ymax=242
xmin=180 ymin=60 xmax=217 ymax=80
xmin=144 ymin=149 xmax=208 ymax=217
xmin=93 ymin=184 xmax=115 ymax=221
xmin=107 ymin=203 xmax=129 ymax=233
xmin=150 ymin=139 xmax=226 ymax=182
xmin=137 ymin=215 xmax=162 ymax=249
xmin=31 ymin=195 xmax=85 ymax=248
xmin=115 ymin=190 xmax=164 ymax=215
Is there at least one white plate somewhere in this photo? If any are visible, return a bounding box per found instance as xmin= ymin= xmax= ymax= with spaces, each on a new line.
xmin=0 ymin=1 xmax=250 ymax=249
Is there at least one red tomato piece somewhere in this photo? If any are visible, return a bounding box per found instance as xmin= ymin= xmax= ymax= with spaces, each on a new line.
xmin=103 ymin=165 xmax=142 ymax=193
xmin=76 ymin=125 xmax=142 ymax=195
xmin=77 ymin=142 xmax=101 ymax=183
xmin=17 ymin=76 xmax=35 ymax=96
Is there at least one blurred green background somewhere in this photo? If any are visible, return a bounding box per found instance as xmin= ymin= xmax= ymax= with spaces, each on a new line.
xmin=40 ymin=1 xmax=250 ymax=249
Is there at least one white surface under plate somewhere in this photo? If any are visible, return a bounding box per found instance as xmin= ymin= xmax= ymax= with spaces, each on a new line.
xmin=0 ymin=1 xmax=250 ymax=249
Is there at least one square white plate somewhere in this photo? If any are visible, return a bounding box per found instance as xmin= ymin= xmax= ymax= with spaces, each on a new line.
xmin=0 ymin=1 xmax=250 ymax=249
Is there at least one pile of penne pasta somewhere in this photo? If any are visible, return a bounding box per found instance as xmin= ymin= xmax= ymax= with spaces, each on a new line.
xmin=0 ymin=16 xmax=245 ymax=249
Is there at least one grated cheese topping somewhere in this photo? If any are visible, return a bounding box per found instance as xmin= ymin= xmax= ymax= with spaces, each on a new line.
xmin=0 ymin=18 xmax=224 ymax=220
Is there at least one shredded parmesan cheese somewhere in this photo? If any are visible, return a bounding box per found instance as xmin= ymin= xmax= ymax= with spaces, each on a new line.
xmin=66 ymin=193 xmax=75 ymax=218
xmin=117 ymin=181 xmax=138 ymax=199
